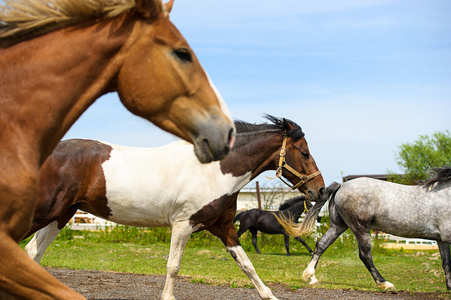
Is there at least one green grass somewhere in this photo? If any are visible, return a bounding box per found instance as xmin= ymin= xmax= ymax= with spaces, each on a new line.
xmin=19 ymin=224 xmax=451 ymax=295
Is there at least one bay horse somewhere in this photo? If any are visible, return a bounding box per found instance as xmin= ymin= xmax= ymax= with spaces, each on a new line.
xmin=278 ymin=167 xmax=451 ymax=290
xmin=0 ymin=0 xmax=235 ymax=298
xmin=24 ymin=116 xmax=325 ymax=300
xmin=234 ymin=196 xmax=313 ymax=256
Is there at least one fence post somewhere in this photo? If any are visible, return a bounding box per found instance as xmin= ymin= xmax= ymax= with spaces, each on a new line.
xmin=256 ymin=181 xmax=261 ymax=210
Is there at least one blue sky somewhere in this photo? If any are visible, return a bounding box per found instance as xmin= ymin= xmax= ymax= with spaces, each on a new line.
xmin=64 ymin=0 xmax=451 ymax=187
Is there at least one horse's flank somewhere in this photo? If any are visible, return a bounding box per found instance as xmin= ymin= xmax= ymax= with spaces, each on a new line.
xmin=0 ymin=0 xmax=144 ymax=47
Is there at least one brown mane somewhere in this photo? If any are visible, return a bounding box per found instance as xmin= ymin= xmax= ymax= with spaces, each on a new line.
xmin=0 ymin=0 xmax=157 ymax=47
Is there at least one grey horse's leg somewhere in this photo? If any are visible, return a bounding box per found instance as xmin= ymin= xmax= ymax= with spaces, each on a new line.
xmin=294 ymin=236 xmax=313 ymax=254
xmin=350 ymin=226 xmax=395 ymax=290
xmin=437 ymin=241 xmax=451 ymax=290
xmin=303 ymin=220 xmax=348 ymax=285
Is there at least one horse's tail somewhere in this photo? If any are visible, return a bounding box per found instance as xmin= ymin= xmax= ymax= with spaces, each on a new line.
xmin=275 ymin=182 xmax=341 ymax=237
xmin=233 ymin=211 xmax=244 ymax=223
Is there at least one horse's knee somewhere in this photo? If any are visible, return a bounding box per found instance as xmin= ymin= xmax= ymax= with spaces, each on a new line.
xmin=166 ymin=263 xmax=180 ymax=277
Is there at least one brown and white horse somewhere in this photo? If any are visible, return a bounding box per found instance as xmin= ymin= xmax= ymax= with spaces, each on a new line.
xmin=0 ymin=0 xmax=234 ymax=298
xmin=25 ymin=116 xmax=325 ymax=300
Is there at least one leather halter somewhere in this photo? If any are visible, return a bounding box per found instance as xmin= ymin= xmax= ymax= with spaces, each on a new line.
xmin=266 ymin=132 xmax=322 ymax=190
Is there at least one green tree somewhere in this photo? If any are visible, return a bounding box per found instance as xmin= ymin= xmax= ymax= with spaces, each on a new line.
xmin=388 ymin=130 xmax=451 ymax=184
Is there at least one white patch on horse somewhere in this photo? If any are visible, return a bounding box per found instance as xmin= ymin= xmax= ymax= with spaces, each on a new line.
xmin=101 ymin=141 xmax=251 ymax=227
xmin=227 ymin=246 xmax=277 ymax=299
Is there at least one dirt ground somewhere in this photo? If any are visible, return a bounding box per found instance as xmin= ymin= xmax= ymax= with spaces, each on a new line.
xmin=47 ymin=267 xmax=449 ymax=300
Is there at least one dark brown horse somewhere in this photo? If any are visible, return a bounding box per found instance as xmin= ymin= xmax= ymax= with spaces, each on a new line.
xmin=0 ymin=0 xmax=235 ymax=298
xmin=24 ymin=116 xmax=325 ymax=299
xmin=234 ymin=196 xmax=314 ymax=256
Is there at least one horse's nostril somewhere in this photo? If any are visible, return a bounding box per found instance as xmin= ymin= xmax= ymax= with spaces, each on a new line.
xmin=228 ymin=128 xmax=235 ymax=149
xmin=319 ymin=187 xmax=326 ymax=198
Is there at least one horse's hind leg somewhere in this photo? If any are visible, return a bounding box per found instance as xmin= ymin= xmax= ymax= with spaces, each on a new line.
xmin=303 ymin=220 xmax=348 ymax=285
xmin=249 ymin=227 xmax=262 ymax=254
xmin=437 ymin=241 xmax=451 ymax=290
xmin=294 ymin=236 xmax=313 ymax=254
xmin=25 ymin=221 xmax=62 ymax=263
xmin=284 ymin=234 xmax=291 ymax=256
xmin=161 ymin=221 xmax=194 ymax=300
xmin=351 ymin=227 xmax=394 ymax=290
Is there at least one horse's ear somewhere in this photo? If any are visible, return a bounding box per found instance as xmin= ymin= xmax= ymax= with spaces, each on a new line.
xmin=282 ymin=118 xmax=294 ymax=130
xmin=135 ymin=0 xmax=163 ymax=20
xmin=165 ymin=0 xmax=174 ymax=14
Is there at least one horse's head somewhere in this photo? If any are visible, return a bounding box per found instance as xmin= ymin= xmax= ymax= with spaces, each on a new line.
xmin=268 ymin=116 xmax=325 ymax=201
xmin=116 ymin=0 xmax=235 ymax=163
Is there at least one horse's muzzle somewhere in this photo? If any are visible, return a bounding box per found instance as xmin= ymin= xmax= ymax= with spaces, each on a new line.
xmin=193 ymin=123 xmax=235 ymax=163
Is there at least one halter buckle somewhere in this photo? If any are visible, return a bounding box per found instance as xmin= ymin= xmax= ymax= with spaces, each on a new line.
xmin=279 ymin=147 xmax=286 ymax=157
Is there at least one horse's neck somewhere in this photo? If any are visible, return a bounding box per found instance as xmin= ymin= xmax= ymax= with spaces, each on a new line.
xmin=220 ymin=133 xmax=280 ymax=179
xmin=287 ymin=203 xmax=304 ymax=218
xmin=0 ymin=14 xmax=132 ymax=163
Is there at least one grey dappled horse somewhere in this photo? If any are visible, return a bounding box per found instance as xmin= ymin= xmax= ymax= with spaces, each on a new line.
xmin=278 ymin=167 xmax=451 ymax=290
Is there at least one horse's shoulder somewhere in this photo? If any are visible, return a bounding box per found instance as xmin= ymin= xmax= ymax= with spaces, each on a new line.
xmin=54 ymin=139 xmax=112 ymax=160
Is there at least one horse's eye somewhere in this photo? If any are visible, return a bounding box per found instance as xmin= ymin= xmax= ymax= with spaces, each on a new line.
xmin=174 ymin=48 xmax=192 ymax=62
xmin=302 ymin=152 xmax=310 ymax=159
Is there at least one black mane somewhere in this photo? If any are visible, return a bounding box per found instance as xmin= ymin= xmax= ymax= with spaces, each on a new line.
xmin=234 ymin=114 xmax=304 ymax=141
xmin=421 ymin=166 xmax=451 ymax=186
xmin=279 ymin=195 xmax=306 ymax=211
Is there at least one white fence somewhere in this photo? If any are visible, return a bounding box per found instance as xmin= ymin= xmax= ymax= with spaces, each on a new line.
xmin=69 ymin=211 xmax=115 ymax=230
xmin=387 ymin=235 xmax=437 ymax=246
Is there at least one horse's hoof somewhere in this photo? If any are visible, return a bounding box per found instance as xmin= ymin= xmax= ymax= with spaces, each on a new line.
xmin=305 ymin=274 xmax=319 ymax=286
xmin=378 ymin=281 xmax=395 ymax=290
xmin=309 ymin=278 xmax=320 ymax=286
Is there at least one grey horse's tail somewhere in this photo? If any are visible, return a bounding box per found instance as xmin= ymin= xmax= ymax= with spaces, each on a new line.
xmin=275 ymin=182 xmax=341 ymax=237
xmin=233 ymin=211 xmax=244 ymax=223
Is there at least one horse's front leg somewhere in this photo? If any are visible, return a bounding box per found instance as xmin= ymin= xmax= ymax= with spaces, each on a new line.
xmin=161 ymin=221 xmax=194 ymax=300
xmin=228 ymin=245 xmax=277 ymax=299
xmin=25 ymin=221 xmax=62 ymax=263
xmin=0 ymin=167 xmax=85 ymax=300
xmin=208 ymin=221 xmax=277 ymax=300
xmin=437 ymin=241 xmax=451 ymax=290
